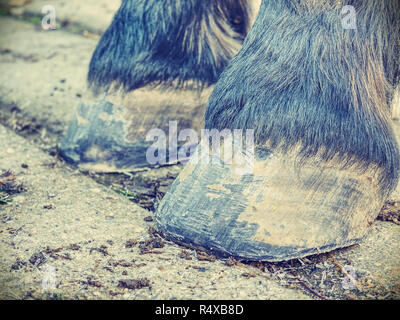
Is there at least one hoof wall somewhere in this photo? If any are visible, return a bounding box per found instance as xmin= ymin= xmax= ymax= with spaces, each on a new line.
xmin=156 ymin=144 xmax=385 ymax=261
xmin=59 ymin=100 xmax=151 ymax=172
xmin=59 ymin=88 xmax=211 ymax=172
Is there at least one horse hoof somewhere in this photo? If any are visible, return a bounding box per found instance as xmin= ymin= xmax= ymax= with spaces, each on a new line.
xmin=59 ymin=87 xmax=212 ymax=172
xmin=155 ymin=142 xmax=387 ymax=261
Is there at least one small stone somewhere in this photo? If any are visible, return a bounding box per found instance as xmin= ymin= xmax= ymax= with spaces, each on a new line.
xmin=117 ymin=279 xmax=150 ymax=290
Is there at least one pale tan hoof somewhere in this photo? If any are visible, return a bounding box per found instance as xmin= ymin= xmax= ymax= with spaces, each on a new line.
xmin=156 ymin=142 xmax=387 ymax=261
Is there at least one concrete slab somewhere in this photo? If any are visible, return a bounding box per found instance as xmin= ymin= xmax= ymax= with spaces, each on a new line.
xmin=338 ymin=222 xmax=400 ymax=298
xmin=0 ymin=124 xmax=309 ymax=300
xmin=0 ymin=17 xmax=95 ymax=132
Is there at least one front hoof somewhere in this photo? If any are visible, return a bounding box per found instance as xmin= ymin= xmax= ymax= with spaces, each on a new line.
xmin=156 ymin=144 xmax=387 ymax=261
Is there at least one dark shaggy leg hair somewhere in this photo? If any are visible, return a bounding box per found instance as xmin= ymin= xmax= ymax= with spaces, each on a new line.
xmin=88 ymin=0 xmax=251 ymax=93
xmin=205 ymin=0 xmax=400 ymax=195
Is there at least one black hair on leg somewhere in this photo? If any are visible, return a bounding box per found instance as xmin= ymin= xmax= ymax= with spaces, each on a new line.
xmin=88 ymin=0 xmax=251 ymax=94
xmin=205 ymin=0 xmax=400 ymax=195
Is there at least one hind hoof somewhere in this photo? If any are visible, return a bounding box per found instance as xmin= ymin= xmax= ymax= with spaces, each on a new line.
xmin=156 ymin=142 xmax=387 ymax=261
xmin=59 ymin=87 xmax=212 ymax=172
xmin=59 ymin=99 xmax=150 ymax=172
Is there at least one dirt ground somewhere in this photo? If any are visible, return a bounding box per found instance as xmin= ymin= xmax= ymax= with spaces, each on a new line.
xmin=0 ymin=0 xmax=399 ymax=300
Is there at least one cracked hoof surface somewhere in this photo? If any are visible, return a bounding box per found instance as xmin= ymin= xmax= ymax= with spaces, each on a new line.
xmin=156 ymin=143 xmax=386 ymax=261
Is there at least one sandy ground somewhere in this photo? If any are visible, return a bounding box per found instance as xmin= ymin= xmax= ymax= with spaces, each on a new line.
xmin=0 ymin=0 xmax=399 ymax=300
